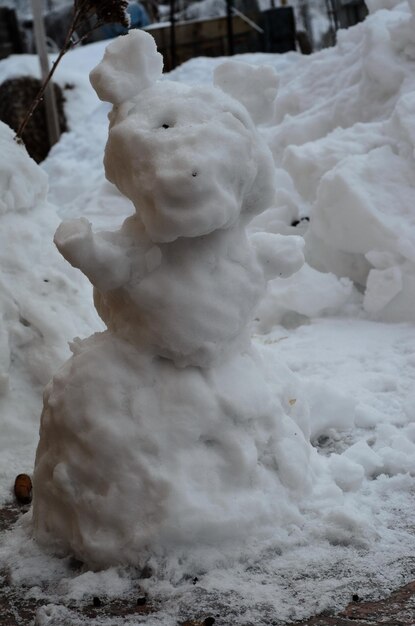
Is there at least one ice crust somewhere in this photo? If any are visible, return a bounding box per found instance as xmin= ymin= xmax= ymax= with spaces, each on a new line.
xmin=32 ymin=30 xmax=308 ymax=566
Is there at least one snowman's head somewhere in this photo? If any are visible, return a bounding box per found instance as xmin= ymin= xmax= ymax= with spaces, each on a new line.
xmin=91 ymin=31 xmax=276 ymax=243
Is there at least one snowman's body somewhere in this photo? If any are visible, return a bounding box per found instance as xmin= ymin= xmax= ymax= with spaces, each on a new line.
xmin=53 ymin=68 xmax=281 ymax=367
xmin=92 ymin=220 xmax=264 ymax=367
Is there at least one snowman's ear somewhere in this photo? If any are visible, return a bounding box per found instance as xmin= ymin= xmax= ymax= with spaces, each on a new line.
xmin=90 ymin=30 xmax=164 ymax=105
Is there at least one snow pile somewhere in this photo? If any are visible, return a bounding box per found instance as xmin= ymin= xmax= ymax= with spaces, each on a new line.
xmin=261 ymin=0 xmax=415 ymax=324
xmin=32 ymin=30 xmax=314 ymax=568
xmin=0 ymin=122 xmax=101 ymax=501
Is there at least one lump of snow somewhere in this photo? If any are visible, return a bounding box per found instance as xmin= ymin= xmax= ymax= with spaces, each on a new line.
xmin=214 ymin=61 xmax=279 ymax=125
xmin=255 ymin=264 xmax=354 ymax=332
xmin=329 ymin=454 xmax=364 ymax=492
xmin=311 ymin=147 xmax=415 ymax=261
xmin=306 ymin=144 xmax=415 ymax=322
xmin=322 ymin=505 xmax=377 ymax=548
xmin=306 ymin=382 xmax=356 ymax=442
xmin=342 ymin=440 xmax=384 ymax=478
xmin=249 ymin=232 xmax=304 ymax=280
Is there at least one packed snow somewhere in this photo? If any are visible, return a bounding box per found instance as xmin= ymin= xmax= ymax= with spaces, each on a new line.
xmin=0 ymin=2 xmax=414 ymax=625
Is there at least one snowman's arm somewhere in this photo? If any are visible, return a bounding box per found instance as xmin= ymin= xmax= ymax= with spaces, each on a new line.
xmin=249 ymin=232 xmax=304 ymax=280
xmin=54 ymin=218 xmax=130 ymax=292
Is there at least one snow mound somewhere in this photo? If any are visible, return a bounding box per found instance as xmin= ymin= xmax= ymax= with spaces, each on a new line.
xmin=0 ymin=122 xmax=102 ymax=501
xmin=261 ymin=0 xmax=415 ymax=324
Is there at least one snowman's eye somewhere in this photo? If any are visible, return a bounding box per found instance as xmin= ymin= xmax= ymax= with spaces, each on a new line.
xmin=162 ymin=124 xmax=170 ymax=129
xmin=192 ymin=171 xmax=198 ymax=177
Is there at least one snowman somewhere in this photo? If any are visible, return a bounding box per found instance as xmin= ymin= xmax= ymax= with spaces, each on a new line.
xmin=32 ymin=31 xmax=310 ymax=568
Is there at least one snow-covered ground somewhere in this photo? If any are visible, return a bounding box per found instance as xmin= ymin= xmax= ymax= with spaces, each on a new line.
xmin=1 ymin=1 xmax=415 ymax=624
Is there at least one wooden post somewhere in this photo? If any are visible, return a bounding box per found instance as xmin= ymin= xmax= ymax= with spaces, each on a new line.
xmin=31 ymin=0 xmax=60 ymax=147
xmin=226 ymin=0 xmax=234 ymax=55
xmin=170 ymin=0 xmax=177 ymax=69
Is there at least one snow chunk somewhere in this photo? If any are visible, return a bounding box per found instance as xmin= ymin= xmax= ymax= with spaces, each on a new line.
xmin=307 ymin=145 xmax=415 ymax=322
xmin=214 ymin=61 xmax=279 ymax=125
xmin=255 ymin=264 xmax=354 ymax=332
xmin=329 ymin=455 xmax=364 ymax=492
xmin=322 ymin=506 xmax=377 ymax=548
xmin=342 ymin=441 xmax=384 ymax=478
xmin=364 ymin=266 xmax=403 ymax=314
xmin=249 ymin=232 xmax=304 ymax=280
xmin=311 ymin=147 xmax=414 ymax=259
xmin=306 ymin=383 xmax=356 ymax=441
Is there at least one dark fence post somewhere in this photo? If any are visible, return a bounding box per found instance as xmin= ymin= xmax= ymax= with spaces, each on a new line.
xmin=0 ymin=8 xmax=24 ymax=58
xmin=327 ymin=0 xmax=339 ymax=32
xmin=226 ymin=0 xmax=234 ymax=56
xmin=261 ymin=6 xmax=296 ymax=53
xmin=169 ymin=0 xmax=177 ymax=69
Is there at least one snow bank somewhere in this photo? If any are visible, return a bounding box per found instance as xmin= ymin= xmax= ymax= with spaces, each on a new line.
xmin=263 ymin=0 xmax=415 ymax=324
xmin=0 ymin=122 xmax=102 ymax=502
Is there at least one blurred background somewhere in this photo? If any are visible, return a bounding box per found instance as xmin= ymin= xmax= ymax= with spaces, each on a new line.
xmin=0 ymin=0 xmax=368 ymax=163
xmin=0 ymin=0 xmax=368 ymax=65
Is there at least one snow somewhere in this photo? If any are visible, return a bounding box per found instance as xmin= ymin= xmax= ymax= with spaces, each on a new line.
xmin=214 ymin=60 xmax=279 ymax=125
xmin=0 ymin=123 xmax=102 ymax=502
xmin=90 ymin=31 xmax=164 ymax=105
xmin=0 ymin=2 xmax=414 ymax=624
